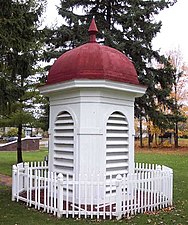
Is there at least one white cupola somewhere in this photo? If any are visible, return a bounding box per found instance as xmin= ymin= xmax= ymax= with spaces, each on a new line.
xmin=39 ymin=19 xmax=146 ymax=203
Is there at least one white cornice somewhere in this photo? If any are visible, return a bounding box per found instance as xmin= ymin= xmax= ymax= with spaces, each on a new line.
xmin=39 ymin=80 xmax=146 ymax=97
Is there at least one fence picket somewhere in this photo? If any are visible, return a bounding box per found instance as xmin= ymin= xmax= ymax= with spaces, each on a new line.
xmin=134 ymin=174 xmax=137 ymax=214
xmin=137 ymin=172 xmax=141 ymax=213
xmin=44 ymin=169 xmax=47 ymax=212
xmin=38 ymin=169 xmax=40 ymax=210
xmin=156 ymin=170 xmax=159 ymax=210
xmin=16 ymin=165 xmax=20 ymax=202
xmin=47 ymin=171 xmax=50 ymax=213
xmin=66 ymin=175 xmax=69 ymax=218
xmin=109 ymin=174 xmax=112 ymax=219
xmin=29 ymin=168 xmax=32 ymax=207
xmin=97 ymin=174 xmax=100 ymax=219
xmin=53 ymin=173 xmax=57 ymax=215
xmin=141 ymin=171 xmax=144 ymax=213
xmin=127 ymin=174 xmax=130 ymax=217
xmin=84 ymin=174 xmax=87 ymax=219
xmin=25 ymin=163 xmax=29 ymax=206
xmin=78 ymin=173 xmax=81 ymax=218
xmin=90 ymin=174 xmax=94 ymax=219
xmin=103 ymin=174 xmax=106 ymax=220
xmin=150 ymin=171 xmax=154 ymax=212
xmin=72 ymin=174 xmax=75 ymax=218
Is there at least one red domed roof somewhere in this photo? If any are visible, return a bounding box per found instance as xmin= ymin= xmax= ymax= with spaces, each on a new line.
xmin=46 ymin=19 xmax=139 ymax=86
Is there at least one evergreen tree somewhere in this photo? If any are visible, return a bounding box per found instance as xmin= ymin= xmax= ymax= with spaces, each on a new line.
xmin=0 ymin=0 xmax=46 ymax=163
xmin=34 ymin=95 xmax=49 ymax=132
xmin=44 ymin=0 xmax=177 ymax=139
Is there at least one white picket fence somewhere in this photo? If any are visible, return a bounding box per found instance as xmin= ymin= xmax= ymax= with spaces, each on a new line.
xmin=12 ymin=162 xmax=173 ymax=220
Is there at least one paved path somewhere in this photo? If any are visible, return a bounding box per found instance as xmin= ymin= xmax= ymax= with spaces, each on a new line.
xmin=0 ymin=174 xmax=12 ymax=187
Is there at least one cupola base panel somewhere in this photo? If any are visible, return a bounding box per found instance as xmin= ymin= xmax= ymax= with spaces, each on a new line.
xmin=40 ymin=79 xmax=146 ymax=204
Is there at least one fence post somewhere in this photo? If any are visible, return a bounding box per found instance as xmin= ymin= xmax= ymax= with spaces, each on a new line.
xmin=169 ymin=169 xmax=173 ymax=205
xmin=57 ymin=173 xmax=64 ymax=218
xmin=17 ymin=162 xmax=24 ymax=192
xmin=12 ymin=165 xmax=18 ymax=201
xmin=116 ymin=174 xmax=123 ymax=220
xmin=24 ymin=162 xmax=29 ymax=189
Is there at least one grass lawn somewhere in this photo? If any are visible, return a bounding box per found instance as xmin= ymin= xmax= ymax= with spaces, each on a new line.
xmin=0 ymin=149 xmax=188 ymax=225
xmin=0 ymin=148 xmax=48 ymax=176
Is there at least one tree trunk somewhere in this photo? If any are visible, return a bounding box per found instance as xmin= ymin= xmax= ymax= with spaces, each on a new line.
xmin=148 ymin=134 xmax=152 ymax=148
xmin=107 ymin=0 xmax=111 ymax=29
xmin=174 ymin=79 xmax=179 ymax=148
xmin=30 ymin=126 xmax=33 ymax=137
xmin=174 ymin=122 xmax=178 ymax=148
xmin=17 ymin=124 xmax=23 ymax=163
xmin=147 ymin=122 xmax=151 ymax=149
xmin=155 ymin=133 xmax=158 ymax=146
xmin=139 ymin=117 xmax=143 ymax=148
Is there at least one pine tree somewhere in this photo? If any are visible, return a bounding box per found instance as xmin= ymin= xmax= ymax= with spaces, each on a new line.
xmin=44 ymin=0 xmax=177 ymax=139
xmin=0 ymin=0 xmax=46 ymax=163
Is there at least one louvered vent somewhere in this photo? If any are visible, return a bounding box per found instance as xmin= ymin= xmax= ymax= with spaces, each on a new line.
xmin=53 ymin=111 xmax=74 ymax=176
xmin=106 ymin=112 xmax=129 ymax=181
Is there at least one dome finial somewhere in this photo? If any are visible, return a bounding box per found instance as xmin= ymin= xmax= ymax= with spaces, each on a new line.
xmin=88 ymin=18 xmax=98 ymax=43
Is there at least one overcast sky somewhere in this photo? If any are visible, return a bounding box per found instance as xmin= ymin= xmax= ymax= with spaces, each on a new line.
xmin=152 ymin=0 xmax=188 ymax=64
xmin=45 ymin=0 xmax=188 ymax=64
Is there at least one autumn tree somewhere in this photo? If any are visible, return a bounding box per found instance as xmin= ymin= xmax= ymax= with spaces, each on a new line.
xmin=167 ymin=49 xmax=187 ymax=147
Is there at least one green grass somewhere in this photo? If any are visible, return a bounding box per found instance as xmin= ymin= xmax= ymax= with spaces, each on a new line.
xmin=0 ymin=150 xmax=188 ymax=224
xmin=135 ymin=152 xmax=188 ymax=224
xmin=0 ymin=148 xmax=48 ymax=176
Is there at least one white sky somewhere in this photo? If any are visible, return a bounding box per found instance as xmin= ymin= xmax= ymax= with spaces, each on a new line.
xmin=152 ymin=0 xmax=188 ymax=64
xmin=45 ymin=0 xmax=188 ymax=64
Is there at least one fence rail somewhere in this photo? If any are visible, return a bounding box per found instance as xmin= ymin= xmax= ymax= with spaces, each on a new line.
xmin=12 ymin=162 xmax=173 ymax=220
